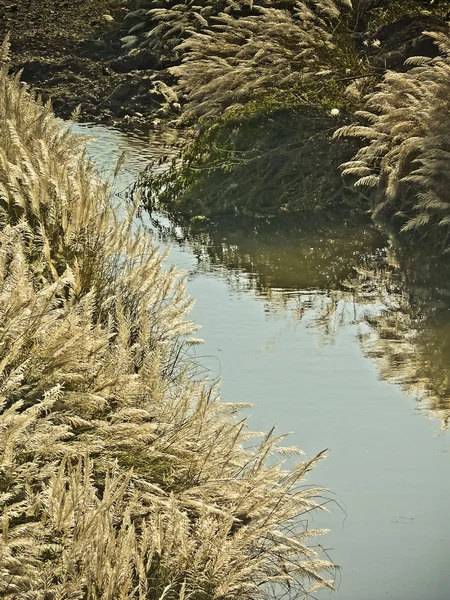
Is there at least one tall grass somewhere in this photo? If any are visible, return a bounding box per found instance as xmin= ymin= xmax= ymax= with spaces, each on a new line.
xmin=129 ymin=0 xmax=450 ymax=230
xmin=133 ymin=0 xmax=377 ymax=218
xmin=123 ymin=0 xmax=366 ymax=122
xmin=167 ymin=0 xmax=357 ymax=122
xmin=0 ymin=38 xmax=334 ymax=599
xmin=334 ymin=28 xmax=450 ymax=253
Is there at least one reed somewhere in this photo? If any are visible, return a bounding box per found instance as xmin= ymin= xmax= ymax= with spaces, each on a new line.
xmin=133 ymin=0 xmax=377 ymax=218
xmin=334 ymin=28 xmax=450 ymax=253
xmin=0 ymin=38 xmax=334 ymax=599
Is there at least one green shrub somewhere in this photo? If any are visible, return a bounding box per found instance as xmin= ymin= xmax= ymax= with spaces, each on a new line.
xmin=141 ymin=104 xmax=362 ymax=219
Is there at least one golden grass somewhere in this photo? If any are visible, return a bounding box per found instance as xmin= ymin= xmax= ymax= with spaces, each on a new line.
xmin=0 ymin=38 xmax=334 ymax=599
xmin=334 ymin=29 xmax=450 ymax=252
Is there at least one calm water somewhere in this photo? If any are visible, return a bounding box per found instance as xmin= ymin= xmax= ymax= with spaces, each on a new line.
xmin=71 ymin=122 xmax=450 ymax=600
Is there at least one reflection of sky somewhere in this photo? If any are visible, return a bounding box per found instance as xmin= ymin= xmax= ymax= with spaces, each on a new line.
xmin=73 ymin=122 xmax=450 ymax=600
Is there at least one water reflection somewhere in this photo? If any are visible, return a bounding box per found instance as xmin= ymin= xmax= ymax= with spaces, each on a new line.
xmin=150 ymin=215 xmax=450 ymax=426
xmin=352 ymin=255 xmax=450 ymax=427
xmin=68 ymin=121 xmax=450 ymax=427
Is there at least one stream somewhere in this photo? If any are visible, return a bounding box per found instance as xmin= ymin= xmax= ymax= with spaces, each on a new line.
xmin=71 ymin=122 xmax=450 ymax=600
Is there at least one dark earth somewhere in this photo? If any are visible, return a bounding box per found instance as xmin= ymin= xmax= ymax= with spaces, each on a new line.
xmin=0 ymin=0 xmax=175 ymax=128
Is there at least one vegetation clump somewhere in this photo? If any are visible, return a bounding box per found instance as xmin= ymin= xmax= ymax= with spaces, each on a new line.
xmin=137 ymin=0 xmax=375 ymax=219
xmin=334 ymin=28 xmax=450 ymax=253
xmin=0 ymin=39 xmax=335 ymax=599
xmin=124 ymin=0 xmax=450 ymax=250
xmin=141 ymin=106 xmax=361 ymax=219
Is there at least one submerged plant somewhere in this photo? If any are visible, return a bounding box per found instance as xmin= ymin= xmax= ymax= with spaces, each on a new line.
xmin=0 ymin=39 xmax=335 ymax=598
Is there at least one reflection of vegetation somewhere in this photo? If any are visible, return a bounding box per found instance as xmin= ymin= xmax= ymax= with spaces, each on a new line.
xmin=152 ymin=215 xmax=450 ymax=426
xmin=151 ymin=216 xmax=385 ymax=290
xmin=324 ymin=250 xmax=450 ymax=427
xmin=352 ymin=256 xmax=450 ymax=427
xmin=416 ymin=317 xmax=450 ymax=426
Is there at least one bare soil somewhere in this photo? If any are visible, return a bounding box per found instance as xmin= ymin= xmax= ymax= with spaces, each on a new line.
xmin=0 ymin=0 xmax=169 ymax=127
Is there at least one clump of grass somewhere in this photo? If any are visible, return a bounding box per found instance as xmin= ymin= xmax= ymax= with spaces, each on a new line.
xmin=121 ymin=0 xmax=353 ymax=60
xmin=334 ymin=28 xmax=450 ymax=253
xmin=0 ymin=37 xmax=334 ymax=598
xmin=124 ymin=0 xmax=450 ymax=229
xmin=134 ymin=0 xmax=381 ymax=219
xmin=168 ymin=1 xmax=359 ymax=122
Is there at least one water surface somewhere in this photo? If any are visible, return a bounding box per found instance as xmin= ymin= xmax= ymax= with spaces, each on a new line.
xmin=71 ymin=122 xmax=450 ymax=600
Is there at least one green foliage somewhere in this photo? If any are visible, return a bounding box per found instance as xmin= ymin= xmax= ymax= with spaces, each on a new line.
xmin=141 ymin=105 xmax=363 ymax=219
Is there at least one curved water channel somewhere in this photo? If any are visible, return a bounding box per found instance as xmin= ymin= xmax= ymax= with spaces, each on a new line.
xmin=71 ymin=122 xmax=450 ymax=600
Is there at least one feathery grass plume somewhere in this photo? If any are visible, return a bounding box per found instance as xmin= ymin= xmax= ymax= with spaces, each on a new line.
xmin=334 ymin=27 xmax=450 ymax=253
xmin=168 ymin=1 xmax=361 ymax=122
xmin=122 ymin=0 xmax=353 ymax=57
xmin=120 ymin=0 xmax=364 ymax=121
xmin=0 ymin=33 xmax=10 ymax=63
xmin=0 ymin=46 xmax=335 ymax=597
xmin=135 ymin=0 xmax=375 ymax=217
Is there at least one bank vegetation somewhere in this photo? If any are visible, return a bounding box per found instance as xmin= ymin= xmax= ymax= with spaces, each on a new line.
xmin=120 ymin=0 xmax=450 ymax=254
xmin=0 ymin=39 xmax=333 ymax=599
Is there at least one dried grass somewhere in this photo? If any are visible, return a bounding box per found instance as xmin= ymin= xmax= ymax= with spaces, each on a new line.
xmin=334 ymin=27 xmax=450 ymax=252
xmin=0 ymin=38 xmax=334 ymax=599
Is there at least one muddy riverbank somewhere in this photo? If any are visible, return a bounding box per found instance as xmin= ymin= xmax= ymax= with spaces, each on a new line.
xmin=0 ymin=0 xmax=176 ymax=127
